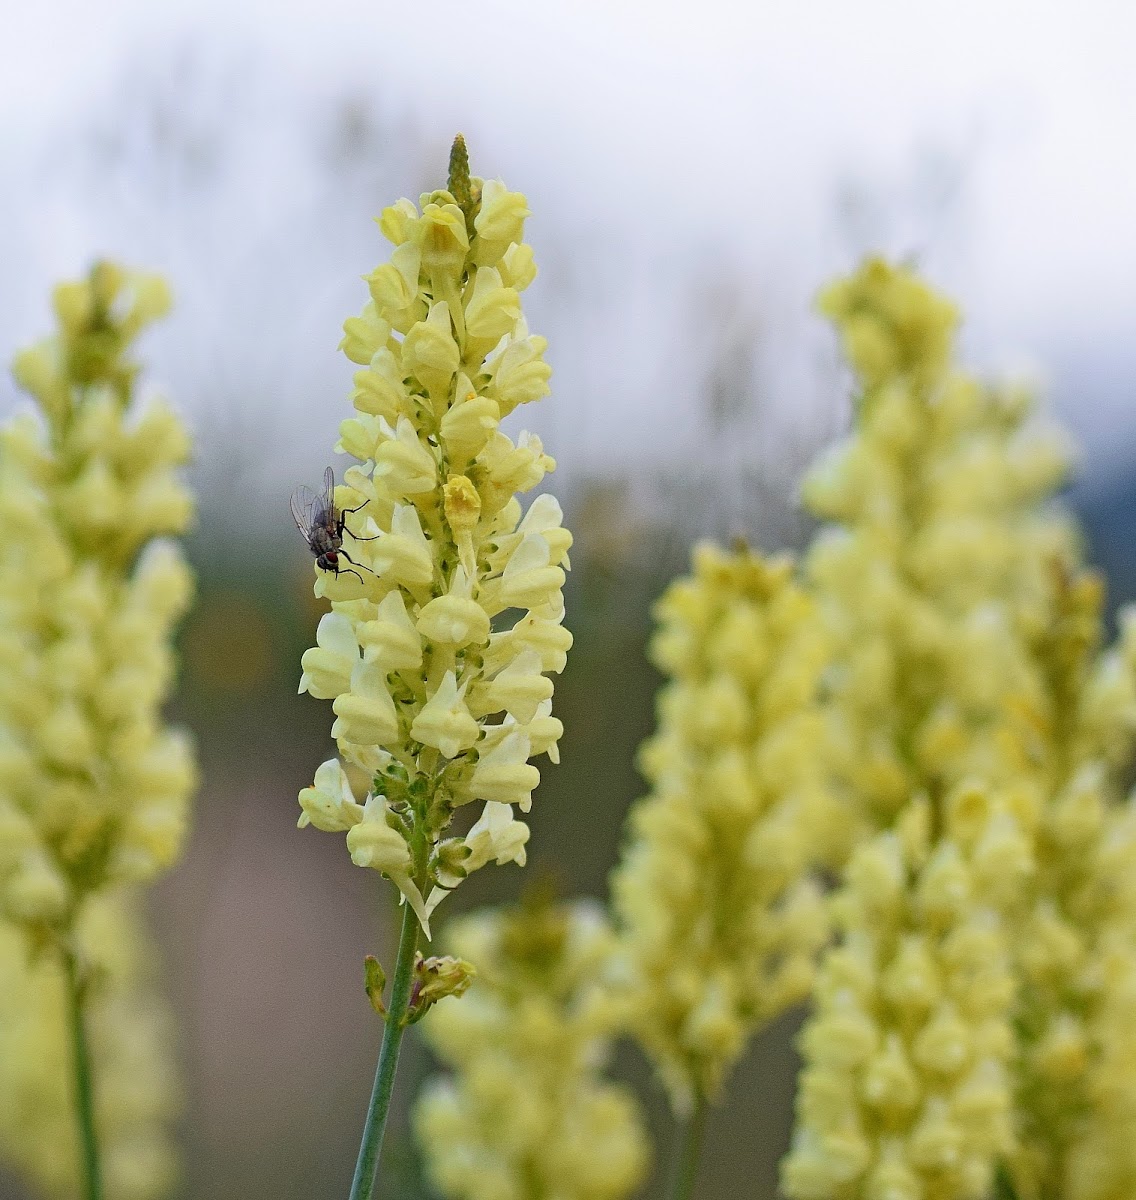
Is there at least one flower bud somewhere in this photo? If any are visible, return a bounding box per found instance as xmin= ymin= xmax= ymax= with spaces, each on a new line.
xmin=464 ymin=267 xmax=521 ymax=341
xmin=346 ymin=796 xmax=412 ymax=874
xmin=470 ymin=731 xmax=539 ymax=810
xmin=405 ymin=953 xmax=476 ymax=1024
xmin=463 ymin=801 xmax=530 ymax=871
xmin=299 ymin=759 xmax=366 ymax=832
xmin=340 ymin=302 xmax=390 ymax=364
xmin=357 ymin=590 xmax=422 ymax=671
xmin=333 ymin=662 xmax=399 ymax=747
xmin=410 ymin=672 xmax=479 ymax=759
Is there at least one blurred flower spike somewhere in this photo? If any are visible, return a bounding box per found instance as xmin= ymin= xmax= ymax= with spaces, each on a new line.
xmin=0 ymin=895 xmax=182 ymax=1200
xmin=612 ymin=543 xmax=840 ymax=1115
xmin=783 ymin=258 xmax=1136 ymax=1200
xmin=0 ymin=260 xmax=196 ymax=932
xmin=0 ymin=260 xmax=194 ymax=1200
xmin=296 ymin=135 xmax=571 ymax=937
xmin=414 ymin=894 xmax=651 ymax=1200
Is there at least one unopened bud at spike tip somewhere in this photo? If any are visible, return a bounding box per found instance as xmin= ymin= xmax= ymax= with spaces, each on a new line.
xmin=448 ymin=133 xmax=474 ymax=223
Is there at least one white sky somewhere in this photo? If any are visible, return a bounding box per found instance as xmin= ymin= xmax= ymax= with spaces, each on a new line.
xmin=4 ymin=0 xmax=1136 ymax=508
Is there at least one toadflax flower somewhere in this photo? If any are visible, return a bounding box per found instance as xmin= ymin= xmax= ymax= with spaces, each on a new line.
xmin=413 ymin=892 xmax=650 ymax=1200
xmin=783 ymin=259 xmax=1050 ymax=1200
xmin=0 ymin=260 xmax=194 ymax=1198
xmin=0 ymin=261 xmax=196 ymax=928
xmin=295 ymin=137 xmax=570 ymax=937
xmin=1007 ymin=563 xmax=1136 ymax=1200
xmin=0 ymin=893 xmax=180 ymax=1200
xmin=783 ymin=258 xmax=1136 ymax=1200
xmin=611 ymin=543 xmax=840 ymax=1115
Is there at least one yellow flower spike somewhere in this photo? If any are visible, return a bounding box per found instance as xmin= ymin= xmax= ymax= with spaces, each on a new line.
xmin=786 ymin=257 xmax=1136 ymax=1200
xmin=0 ymin=263 xmax=194 ymax=1197
xmin=297 ymin=138 xmax=567 ymax=927
xmin=1007 ymin=565 xmax=1136 ymax=1200
xmin=0 ymin=260 xmax=196 ymax=915
xmin=611 ymin=542 xmax=841 ymax=1116
xmin=785 ymin=817 xmax=1018 ymax=1200
xmin=0 ymin=894 xmax=180 ymax=1200
xmin=413 ymin=896 xmax=650 ymax=1200
xmin=296 ymin=139 xmax=569 ymax=1198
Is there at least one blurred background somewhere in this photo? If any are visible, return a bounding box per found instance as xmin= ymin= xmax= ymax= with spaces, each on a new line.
xmin=2 ymin=2 xmax=1135 ymax=1196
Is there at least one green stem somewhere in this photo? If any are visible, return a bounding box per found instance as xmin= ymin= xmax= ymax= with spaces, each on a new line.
xmin=669 ymin=1093 xmax=708 ymax=1200
xmin=348 ymin=898 xmax=421 ymax=1200
xmin=993 ymin=1162 xmax=1020 ymax=1200
xmin=63 ymin=948 xmax=102 ymax=1200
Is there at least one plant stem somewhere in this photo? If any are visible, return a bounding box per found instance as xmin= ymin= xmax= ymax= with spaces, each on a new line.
xmin=63 ymin=948 xmax=102 ymax=1200
xmin=994 ymin=1163 xmax=1020 ymax=1200
xmin=669 ymin=1093 xmax=708 ymax=1200
xmin=348 ymin=899 xmax=421 ymax=1200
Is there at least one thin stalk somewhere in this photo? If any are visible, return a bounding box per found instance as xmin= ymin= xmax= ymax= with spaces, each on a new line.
xmin=63 ymin=948 xmax=102 ymax=1200
xmin=993 ymin=1163 xmax=1020 ymax=1200
xmin=348 ymin=898 xmax=421 ymax=1200
xmin=669 ymin=1093 xmax=708 ymax=1200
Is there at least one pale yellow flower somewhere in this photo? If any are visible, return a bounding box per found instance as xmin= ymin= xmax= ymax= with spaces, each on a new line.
xmin=785 ymin=258 xmax=1136 ymax=1200
xmin=783 ymin=791 xmax=1019 ymax=1200
xmin=414 ymin=894 xmax=650 ymax=1200
xmin=0 ymin=262 xmax=196 ymax=930
xmin=0 ymin=892 xmax=180 ymax=1200
xmin=612 ymin=543 xmax=839 ymax=1112
xmin=296 ymin=153 xmax=569 ymax=935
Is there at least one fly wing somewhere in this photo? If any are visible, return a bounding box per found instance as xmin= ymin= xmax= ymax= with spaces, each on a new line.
xmin=290 ymin=485 xmax=320 ymax=538
xmin=320 ymin=465 xmax=338 ymax=530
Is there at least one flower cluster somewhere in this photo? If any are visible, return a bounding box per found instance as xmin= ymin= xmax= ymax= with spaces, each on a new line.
xmin=802 ymin=258 xmax=1075 ymax=833
xmin=785 ymin=258 xmax=1136 ymax=1199
xmin=611 ymin=543 xmax=838 ymax=1112
xmin=782 ymin=790 xmax=1022 ymax=1200
xmin=0 ymin=262 xmax=195 ymax=931
xmin=0 ymin=893 xmax=180 ymax=1200
xmin=1008 ymin=570 xmax=1136 ymax=1200
xmin=414 ymin=894 xmax=650 ymax=1200
xmin=296 ymin=139 xmax=570 ymax=934
xmin=784 ymin=259 xmax=1052 ymax=1197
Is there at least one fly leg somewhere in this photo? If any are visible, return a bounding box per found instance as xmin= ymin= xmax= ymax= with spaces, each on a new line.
xmin=344 ymin=525 xmax=381 ymax=542
xmin=338 ymin=509 xmax=380 ymax=542
xmin=338 ymin=549 xmax=375 ymax=575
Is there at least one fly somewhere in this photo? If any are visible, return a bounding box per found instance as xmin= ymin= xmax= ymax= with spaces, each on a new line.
xmin=290 ymin=466 xmax=376 ymax=584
